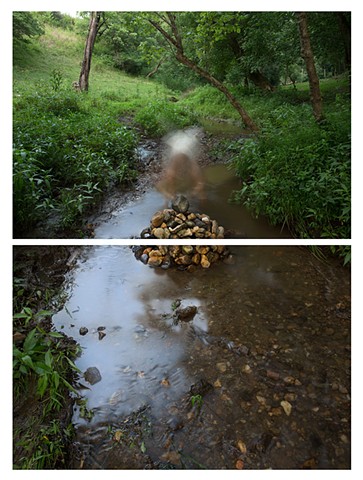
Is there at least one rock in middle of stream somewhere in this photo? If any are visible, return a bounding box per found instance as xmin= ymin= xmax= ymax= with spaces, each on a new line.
xmin=133 ymin=195 xmax=231 ymax=271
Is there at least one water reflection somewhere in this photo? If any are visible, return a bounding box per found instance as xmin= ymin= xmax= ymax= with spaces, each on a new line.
xmin=94 ymin=164 xmax=289 ymax=239
xmin=52 ymin=245 xmax=350 ymax=469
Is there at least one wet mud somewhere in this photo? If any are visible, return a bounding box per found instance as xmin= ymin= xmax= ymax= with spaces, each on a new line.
xmin=52 ymin=245 xmax=351 ymax=469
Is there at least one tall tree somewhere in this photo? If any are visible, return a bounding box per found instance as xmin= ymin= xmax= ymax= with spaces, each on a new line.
xmin=148 ymin=13 xmax=258 ymax=132
xmin=296 ymin=12 xmax=323 ymax=122
xmin=78 ymin=12 xmax=101 ymax=92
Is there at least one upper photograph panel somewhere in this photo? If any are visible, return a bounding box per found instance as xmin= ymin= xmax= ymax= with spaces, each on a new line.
xmin=13 ymin=11 xmax=351 ymax=239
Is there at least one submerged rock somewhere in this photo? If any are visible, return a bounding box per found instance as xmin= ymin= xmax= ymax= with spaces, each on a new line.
xmin=175 ymin=305 xmax=198 ymax=322
xmin=172 ymin=194 xmax=189 ymax=213
xmin=84 ymin=366 xmax=102 ymax=385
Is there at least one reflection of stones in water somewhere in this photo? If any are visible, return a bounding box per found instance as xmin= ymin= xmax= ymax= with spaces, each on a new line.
xmin=109 ymin=389 xmax=128 ymax=405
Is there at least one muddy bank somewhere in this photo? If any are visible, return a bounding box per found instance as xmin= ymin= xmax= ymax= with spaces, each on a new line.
xmin=13 ymin=246 xmax=83 ymax=468
xmin=51 ymin=245 xmax=350 ymax=469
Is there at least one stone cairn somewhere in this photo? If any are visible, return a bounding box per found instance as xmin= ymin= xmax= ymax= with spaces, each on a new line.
xmin=133 ymin=195 xmax=231 ymax=272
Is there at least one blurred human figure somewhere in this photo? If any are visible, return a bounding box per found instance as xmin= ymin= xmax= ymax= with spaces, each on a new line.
xmin=156 ymin=129 xmax=205 ymax=201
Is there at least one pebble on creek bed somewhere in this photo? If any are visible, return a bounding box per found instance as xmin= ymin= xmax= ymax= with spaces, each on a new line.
xmin=133 ymin=195 xmax=232 ymax=271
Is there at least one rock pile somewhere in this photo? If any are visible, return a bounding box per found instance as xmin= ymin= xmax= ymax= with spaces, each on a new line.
xmin=133 ymin=244 xmax=230 ymax=271
xmin=140 ymin=194 xmax=225 ymax=240
xmin=133 ymin=195 xmax=231 ymax=271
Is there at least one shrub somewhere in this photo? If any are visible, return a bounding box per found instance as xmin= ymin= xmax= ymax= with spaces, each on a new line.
xmin=13 ymin=89 xmax=138 ymax=235
xmin=230 ymin=103 xmax=351 ymax=242
xmin=134 ymin=99 xmax=198 ymax=136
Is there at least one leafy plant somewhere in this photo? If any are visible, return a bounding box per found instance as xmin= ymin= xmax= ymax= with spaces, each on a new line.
xmin=49 ymin=69 xmax=64 ymax=92
xmin=230 ymin=101 xmax=351 ymax=247
xmin=13 ymin=326 xmax=80 ymax=413
xmin=190 ymin=394 xmax=203 ymax=411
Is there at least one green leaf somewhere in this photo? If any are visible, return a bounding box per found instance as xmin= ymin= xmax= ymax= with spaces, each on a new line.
xmin=23 ymin=328 xmax=38 ymax=353
xmin=37 ymin=374 xmax=49 ymax=397
xmin=45 ymin=349 xmax=53 ymax=368
xmin=47 ymin=331 xmax=64 ymax=338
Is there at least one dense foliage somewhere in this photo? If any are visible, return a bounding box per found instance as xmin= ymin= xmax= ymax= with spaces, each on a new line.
xmin=229 ymin=97 xmax=351 ymax=240
xmin=13 ymin=75 xmax=138 ymax=236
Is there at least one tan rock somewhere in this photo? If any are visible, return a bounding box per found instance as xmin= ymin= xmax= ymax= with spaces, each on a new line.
xmin=200 ymin=254 xmax=210 ymax=268
xmin=151 ymin=211 xmax=165 ymax=228
xmin=196 ymin=246 xmax=210 ymax=255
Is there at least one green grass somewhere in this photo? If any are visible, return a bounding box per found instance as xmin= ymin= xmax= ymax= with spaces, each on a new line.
xmin=13 ymin=26 xmax=185 ymax=236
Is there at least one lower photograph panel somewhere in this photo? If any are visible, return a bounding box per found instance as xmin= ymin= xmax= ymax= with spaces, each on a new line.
xmin=13 ymin=245 xmax=351 ymax=470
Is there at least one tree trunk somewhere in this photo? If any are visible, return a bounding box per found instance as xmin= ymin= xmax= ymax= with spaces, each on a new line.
xmin=146 ymin=57 xmax=165 ymax=78
xmin=296 ymin=12 xmax=323 ymax=122
xmin=175 ymin=51 xmax=258 ymax=132
xmin=79 ymin=12 xmax=100 ymax=92
xmin=149 ymin=14 xmax=259 ymax=133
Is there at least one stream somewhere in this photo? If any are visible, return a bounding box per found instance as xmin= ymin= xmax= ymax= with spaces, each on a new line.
xmin=52 ymin=245 xmax=351 ymax=469
xmin=94 ymin=164 xmax=289 ymax=240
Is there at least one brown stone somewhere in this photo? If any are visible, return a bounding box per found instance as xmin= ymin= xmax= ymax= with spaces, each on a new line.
xmin=192 ymin=253 xmax=201 ymax=264
xmin=196 ymin=246 xmax=210 ymax=255
xmin=151 ymin=211 xmax=165 ymax=228
xmin=200 ymin=254 xmax=211 ymax=268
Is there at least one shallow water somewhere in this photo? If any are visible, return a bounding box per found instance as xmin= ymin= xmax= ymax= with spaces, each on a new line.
xmin=52 ymin=245 xmax=350 ymax=469
xmin=94 ymin=164 xmax=289 ymax=239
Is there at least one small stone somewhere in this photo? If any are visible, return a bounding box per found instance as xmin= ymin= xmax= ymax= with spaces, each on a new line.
xmin=177 ymin=228 xmax=193 ymax=238
xmin=283 ymin=375 xmax=296 ymax=384
xmin=216 ymin=362 xmax=227 ymax=373
xmin=217 ymin=226 xmax=225 ymax=238
xmin=237 ymin=440 xmax=247 ymax=454
xmin=148 ymin=256 xmax=163 ymax=267
xmin=182 ymin=245 xmax=194 ymax=255
xmin=192 ymin=253 xmax=201 ymax=264
xmin=196 ymin=245 xmax=209 ymax=255
xmin=175 ymin=305 xmax=197 ymax=321
xmin=235 ymin=459 xmax=244 ymax=469
xmin=175 ymin=255 xmax=192 ymax=266
xmin=242 ymin=364 xmax=252 ymax=374
xmin=172 ymin=194 xmax=189 ymax=213
xmin=266 ymin=370 xmax=280 ymax=380
xmin=79 ymin=327 xmax=88 ymax=336
xmin=98 ymin=331 xmax=106 ymax=340
xmin=151 ymin=211 xmax=165 ymax=227
xmin=200 ymin=254 xmax=211 ymax=268
xmin=140 ymin=253 xmax=149 ymax=264
xmin=84 ymin=366 xmax=102 ymax=385
xmin=280 ymin=400 xmax=292 ymax=416
xmin=153 ymin=227 xmax=170 ymax=239
xmin=256 ymin=395 xmax=267 ymax=405
xmin=269 ymin=407 xmax=282 ymax=416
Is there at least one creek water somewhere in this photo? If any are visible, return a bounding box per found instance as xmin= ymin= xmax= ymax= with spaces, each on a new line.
xmin=94 ymin=164 xmax=289 ymax=239
xmin=52 ymin=245 xmax=350 ymax=469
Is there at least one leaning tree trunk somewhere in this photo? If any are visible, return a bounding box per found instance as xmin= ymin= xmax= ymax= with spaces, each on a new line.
xmin=149 ymin=13 xmax=259 ymax=133
xmin=79 ymin=12 xmax=100 ymax=92
xmin=296 ymin=12 xmax=323 ymax=122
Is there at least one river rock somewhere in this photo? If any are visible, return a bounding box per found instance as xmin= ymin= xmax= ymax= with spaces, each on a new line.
xmin=84 ymin=366 xmax=102 ymax=385
xmin=172 ymin=194 xmax=189 ymax=213
xmin=175 ymin=305 xmax=198 ymax=321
